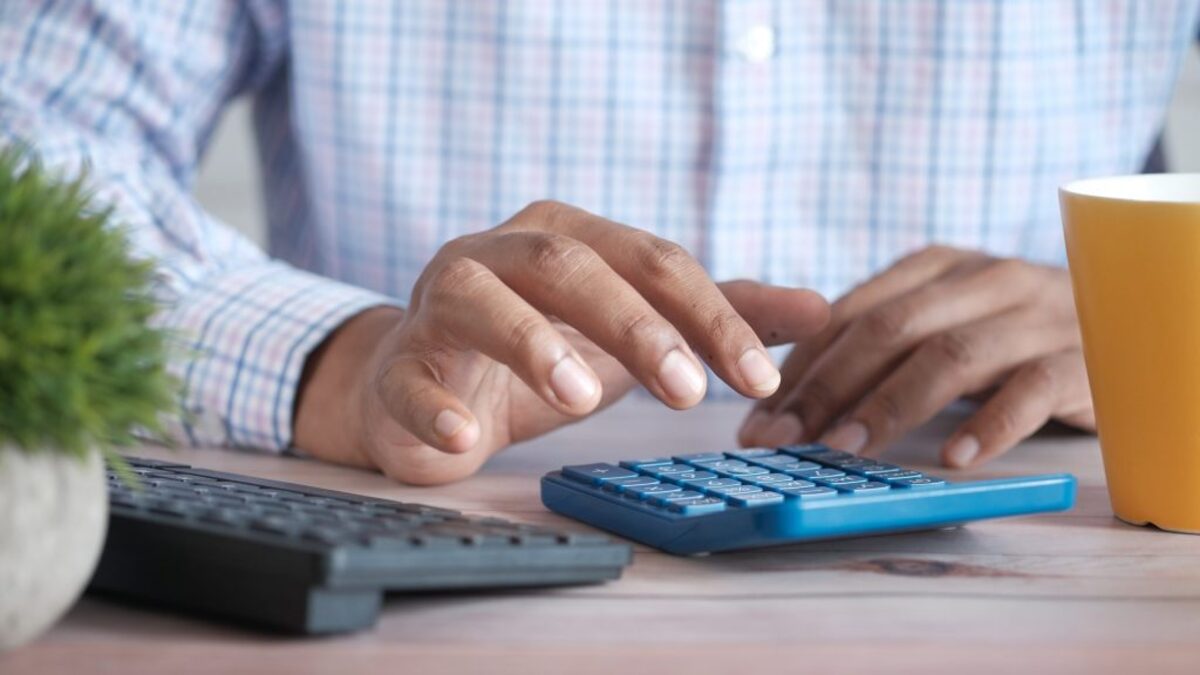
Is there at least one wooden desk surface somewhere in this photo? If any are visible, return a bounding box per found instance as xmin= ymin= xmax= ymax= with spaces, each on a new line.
xmin=5 ymin=399 xmax=1199 ymax=674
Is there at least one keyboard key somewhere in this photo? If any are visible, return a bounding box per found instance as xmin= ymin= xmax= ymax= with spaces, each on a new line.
xmin=619 ymin=457 xmax=674 ymax=469
xmin=726 ymin=448 xmax=780 ymax=460
xmin=601 ymin=476 xmax=661 ymax=493
xmin=742 ymin=473 xmax=794 ymax=486
xmin=890 ymin=476 xmax=947 ymax=489
xmin=727 ymin=491 xmax=785 ymax=507
xmin=672 ymin=452 xmax=727 ymax=464
xmin=672 ymin=471 xmax=720 ymax=485
xmin=669 ymin=497 xmax=727 ymax=516
xmin=688 ymin=478 xmax=743 ymax=491
xmin=778 ymin=486 xmax=838 ymax=499
xmin=626 ymin=483 xmax=683 ymax=500
xmin=706 ymin=484 xmax=763 ymax=496
xmin=842 ymin=481 xmax=892 ymax=494
xmin=563 ymin=463 xmax=638 ymax=485
xmin=650 ymin=490 xmax=706 ymax=505
xmin=749 ymin=454 xmax=803 ymax=468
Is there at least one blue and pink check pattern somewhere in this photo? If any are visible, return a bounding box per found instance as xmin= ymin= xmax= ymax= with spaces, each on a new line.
xmin=1 ymin=1 xmax=1197 ymax=452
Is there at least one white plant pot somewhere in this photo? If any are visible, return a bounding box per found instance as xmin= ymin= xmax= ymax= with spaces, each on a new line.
xmin=0 ymin=447 xmax=108 ymax=650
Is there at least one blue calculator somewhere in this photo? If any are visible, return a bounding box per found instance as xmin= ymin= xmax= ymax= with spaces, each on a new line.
xmin=541 ymin=445 xmax=1076 ymax=555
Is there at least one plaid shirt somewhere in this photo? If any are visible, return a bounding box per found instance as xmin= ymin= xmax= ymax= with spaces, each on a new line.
xmin=2 ymin=1 xmax=1197 ymax=452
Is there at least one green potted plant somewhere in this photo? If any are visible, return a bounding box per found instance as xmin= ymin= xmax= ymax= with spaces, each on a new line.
xmin=0 ymin=148 xmax=175 ymax=649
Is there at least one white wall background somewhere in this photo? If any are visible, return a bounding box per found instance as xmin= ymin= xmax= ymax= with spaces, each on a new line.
xmin=196 ymin=46 xmax=1200 ymax=248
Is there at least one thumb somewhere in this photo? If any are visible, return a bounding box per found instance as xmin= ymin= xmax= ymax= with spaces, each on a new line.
xmin=719 ymin=279 xmax=831 ymax=347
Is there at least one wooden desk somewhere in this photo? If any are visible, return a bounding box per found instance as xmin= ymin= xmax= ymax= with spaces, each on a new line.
xmin=5 ymin=399 xmax=1200 ymax=674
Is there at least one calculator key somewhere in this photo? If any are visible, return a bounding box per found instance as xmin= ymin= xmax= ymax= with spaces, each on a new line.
xmin=771 ymin=460 xmax=820 ymax=473
xmin=879 ymin=471 xmax=924 ymax=483
xmin=779 ymin=486 xmax=838 ymax=499
xmin=726 ymin=448 xmax=780 ymax=460
xmin=689 ymin=478 xmax=743 ymax=491
xmin=626 ymin=483 xmax=683 ymax=500
xmin=782 ymin=445 xmax=854 ymax=461
xmin=601 ymin=476 xmax=661 ymax=493
xmin=672 ymin=471 xmax=720 ymax=485
xmin=706 ymin=484 xmax=763 ymax=496
xmin=563 ymin=463 xmax=638 ymax=485
xmin=795 ymin=468 xmax=846 ymax=480
xmin=814 ymin=475 xmax=867 ymax=488
xmin=650 ymin=490 xmax=706 ymax=505
xmin=742 ymin=473 xmax=794 ymax=486
xmin=748 ymin=454 xmax=802 ymax=468
xmin=826 ymin=457 xmax=875 ymax=469
xmin=669 ymin=497 xmax=727 ymax=516
xmin=769 ymin=480 xmax=816 ymax=491
xmin=618 ymin=457 xmax=674 ymax=469
xmin=727 ymin=491 xmax=785 ymax=507
xmin=643 ymin=464 xmax=698 ymax=478
xmin=852 ymin=463 xmax=903 ymax=476
xmin=842 ymin=481 xmax=892 ymax=493
xmin=713 ymin=465 xmax=769 ymax=478
xmin=704 ymin=459 xmax=750 ymax=470
xmin=890 ymin=476 xmax=947 ymax=489
xmin=672 ymin=452 xmax=727 ymax=464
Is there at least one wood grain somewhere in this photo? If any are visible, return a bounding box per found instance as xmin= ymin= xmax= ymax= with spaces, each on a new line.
xmin=4 ymin=398 xmax=1199 ymax=674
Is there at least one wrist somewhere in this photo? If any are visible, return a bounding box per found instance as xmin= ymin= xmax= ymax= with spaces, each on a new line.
xmin=294 ymin=306 xmax=405 ymax=466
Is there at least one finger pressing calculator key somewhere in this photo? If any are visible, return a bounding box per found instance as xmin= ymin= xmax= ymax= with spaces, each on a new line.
xmin=541 ymin=444 xmax=1078 ymax=555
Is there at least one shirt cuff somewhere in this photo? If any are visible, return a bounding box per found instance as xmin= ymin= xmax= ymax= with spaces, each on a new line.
xmin=157 ymin=261 xmax=397 ymax=451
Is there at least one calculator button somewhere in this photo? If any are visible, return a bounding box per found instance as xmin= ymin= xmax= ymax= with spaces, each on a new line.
xmin=800 ymin=468 xmax=846 ymax=480
xmin=643 ymin=464 xmax=698 ymax=478
xmin=651 ymin=490 xmax=706 ymax=505
xmin=748 ymin=454 xmax=802 ymax=468
xmin=770 ymin=480 xmax=816 ymax=491
xmin=689 ymin=478 xmax=743 ymax=491
xmin=601 ymin=476 xmax=660 ymax=493
xmin=879 ymin=471 xmax=924 ymax=483
xmin=563 ymin=463 xmax=638 ymax=485
xmin=826 ymin=457 xmax=874 ymax=469
xmin=814 ymin=475 xmax=867 ymax=488
xmin=705 ymin=459 xmax=749 ymax=470
xmin=626 ymin=483 xmax=683 ymax=500
xmin=775 ymin=460 xmax=821 ymax=473
xmin=726 ymin=448 xmax=780 ymax=460
xmin=619 ymin=457 xmax=674 ymax=469
xmin=890 ymin=476 xmax=946 ymax=489
xmin=852 ymin=463 xmax=903 ymax=476
xmin=780 ymin=486 xmax=838 ymax=499
xmin=673 ymin=471 xmax=720 ymax=485
xmin=727 ymin=491 xmax=785 ymax=507
xmin=842 ymin=481 xmax=892 ymax=493
xmin=706 ymin=484 xmax=763 ymax=496
xmin=669 ymin=497 xmax=727 ymax=515
xmin=714 ymin=465 xmax=769 ymax=477
xmin=743 ymin=473 xmax=793 ymax=486
xmin=672 ymin=452 xmax=727 ymax=464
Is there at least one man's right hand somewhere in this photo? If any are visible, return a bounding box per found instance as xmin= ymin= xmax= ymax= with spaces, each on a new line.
xmin=294 ymin=201 xmax=830 ymax=484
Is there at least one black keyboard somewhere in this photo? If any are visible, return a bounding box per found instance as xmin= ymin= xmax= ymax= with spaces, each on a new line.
xmin=89 ymin=457 xmax=631 ymax=634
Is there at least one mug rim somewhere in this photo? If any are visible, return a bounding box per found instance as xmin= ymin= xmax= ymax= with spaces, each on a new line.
xmin=1060 ymin=173 xmax=1200 ymax=205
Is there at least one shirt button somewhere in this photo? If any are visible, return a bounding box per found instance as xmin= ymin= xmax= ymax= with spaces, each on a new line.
xmin=735 ymin=24 xmax=776 ymax=63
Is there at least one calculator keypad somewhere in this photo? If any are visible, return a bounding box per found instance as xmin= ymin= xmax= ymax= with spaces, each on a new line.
xmin=560 ymin=445 xmax=946 ymax=517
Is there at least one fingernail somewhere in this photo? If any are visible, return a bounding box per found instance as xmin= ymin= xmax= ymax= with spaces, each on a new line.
xmin=820 ymin=421 xmax=869 ymax=454
xmin=945 ymin=434 xmax=980 ymax=468
xmin=433 ymin=409 xmax=469 ymax=439
xmin=738 ymin=410 xmax=773 ymax=442
xmin=737 ymin=348 xmax=781 ymax=394
xmin=759 ymin=413 xmax=804 ymax=446
xmin=550 ymin=355 xmax=599 ymax=408
xmin=657 ymin=349 xmax=707 ymax=402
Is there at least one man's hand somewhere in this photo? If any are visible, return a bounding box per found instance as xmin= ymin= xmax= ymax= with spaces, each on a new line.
xmin=738 ymin=246 xmax=1095 ymax=468
xmin=295 ymin=201 xmax=830 ymax=484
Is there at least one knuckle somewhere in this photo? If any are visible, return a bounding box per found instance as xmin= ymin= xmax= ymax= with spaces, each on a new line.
xmin=856 ymin=306 xmax=912 ymax=345
xmin=865 ymin=389 xmax=906 ymax=430
xmin=1021 ymin=359 xmax=1059 ymax=393
xmin=704 ymin=309 xmax=750 ymax=350
xmin=793 ymin=377 xmax=838 ymax=422
xmin=504 ymin=313 xmax=551 ymax=360
xmin=925 ymin=330 xmax=977 ymax=370
xmin=425 ymin=257 xmax=488 ymax=303
xmin=613 ymin=310 xmax=668 ymax=348
xmin=983 ymin=405 xmax=1022 ymax=442
xmin=637 ymin=236 xmax=695 ymax=280
xmin=526 ymin=233 xmax=591 ymax=278
xmin=986 ymin=257 xmax=1032 ymax=284
xmin=519 ymin=199 xmax=572 ymax=228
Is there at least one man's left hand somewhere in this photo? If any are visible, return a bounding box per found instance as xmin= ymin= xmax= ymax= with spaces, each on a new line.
xmin=738 ymin=246 xmax=1096 ymax=468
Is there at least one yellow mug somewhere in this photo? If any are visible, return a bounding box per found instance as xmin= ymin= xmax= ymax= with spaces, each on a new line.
xmin=1060 ymin=174 xmax=1200 ymax=533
